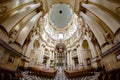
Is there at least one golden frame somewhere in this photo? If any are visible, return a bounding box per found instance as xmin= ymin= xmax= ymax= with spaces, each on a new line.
xmin=8 ymin=55 xmax=15 ymax=63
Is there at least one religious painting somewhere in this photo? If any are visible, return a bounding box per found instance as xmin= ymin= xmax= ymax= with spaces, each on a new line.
xmin=0 ymin=45 xmax=5 ymax=59
xmin=116 ymin=52 xmax=120 ymax=61
xmin=8 ymin=55 xmax=15 ymax=63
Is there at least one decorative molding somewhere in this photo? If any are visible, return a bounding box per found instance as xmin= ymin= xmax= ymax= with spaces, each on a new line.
xmin=85 ymin=5 xmax=114 ymax=37
xmin=21 ymin=56 xmax=30 ymax=62
xmin=83 ymin=0 xmax=89 ymax=4
xmin=0 ymin=2 xmax=35 ymax=24
xmin=116 ymin=7 xmax=120 ymax=16
xmin=0 ymin=3 xmax=7 ymax=14
xmin=0 ymin=39 xmax=22 ymax=56
xmin=91 ymin=56 xmax=100 ymax=63
xmin=101 ymin=42 xmax=120 ymax=57
xmin=89 ymin=2 xmax=120 ymax=21
xmin=115 ymin=27 xmax=120 ymax=35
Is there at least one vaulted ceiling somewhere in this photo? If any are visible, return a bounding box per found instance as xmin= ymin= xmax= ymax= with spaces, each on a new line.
xmin=0 ymin=0 xmax=120 ymax=50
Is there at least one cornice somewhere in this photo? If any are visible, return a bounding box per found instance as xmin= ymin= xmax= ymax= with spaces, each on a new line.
xmin=9 ymin=10 xmax=37 ymax=36
xmin=83 ymin=6 xmax=115 ymax=38
xmin=0 ymin=2 xmax=35 ymax=24
xmin=0 ymin=39 xmax=22 ymax=56
xmin=89 ymin=2 xmax=120 ymax=22
xmin=101 ymin=41 xmax=120 ymax=57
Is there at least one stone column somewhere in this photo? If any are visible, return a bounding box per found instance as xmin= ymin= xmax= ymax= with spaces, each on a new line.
xmin=51 ymin=51 xmax=54 ymax=60
xmin=67 ymin=51 xmax=70 ymax=66
xmin=34 ymin=50 xmax=41 ymax=64
xmin=88 ymin=41 xmax=97 ymax=58
xmin=47 ymin=58 xmax=50 ymax=65
xmin=54 ymin=50 xmax=57 ymax=68
xmin=25 ymin=36 xmax=36 ymax=57
xmin=77 ymin=46 xmax=80 ymax=64
xmin=69 ymin=51 xmax=73 ymax=66
xmin=41 ymin=45 xmax=45 ymax=64
xmin=79 ymin=46 xmax=84 ymax=64
xmin=95 ymin=44 xmax=101 ymax=57
xmin=80 ymin=12 xmax=107 ymax=46
xmin=78 ymin=46 xmax=83 ymax=64
xmin=39 ymin=45 xmax=43 ymax=63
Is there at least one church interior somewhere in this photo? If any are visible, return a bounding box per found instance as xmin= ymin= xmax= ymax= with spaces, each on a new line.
xmin=0 ymin=0 xmax=120 ymax=80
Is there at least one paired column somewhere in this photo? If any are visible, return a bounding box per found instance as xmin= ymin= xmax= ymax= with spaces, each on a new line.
xmin=77 ymin=46 xmax=80 ymax=64
xmin=38 ymin=44 xmax=45 ymax=64
xmin=88 ymin=41 xmax=98 ymax=58
xmin=77 ymin=46 xmax=83 ymax=64
xmin=67 ymin=51 xmax=70 ymax=66
xmin=69 ymin=51 xmax=73 ymax=66
xmin=50 ymin=51 xmax=54 ymax=60
xmin=41 ymin=45 xmax=45 ymax=64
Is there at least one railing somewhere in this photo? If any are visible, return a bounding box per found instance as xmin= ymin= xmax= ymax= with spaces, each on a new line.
xmin=64 ymin=68 xmax=95 ymax=79
xmin=98 ymin=68 xmax=120 ymax=80
xmin=28 ymin=67 xmax=57 ymax=79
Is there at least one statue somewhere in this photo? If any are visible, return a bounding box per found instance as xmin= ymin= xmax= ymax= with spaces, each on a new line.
xmin=105 ymin=32 xmax=114 ymax=44
xmin=9 ymin=29 xmax=17 ymax=43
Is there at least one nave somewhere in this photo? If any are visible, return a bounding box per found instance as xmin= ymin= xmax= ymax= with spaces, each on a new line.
xmin=21 ymin=71 xmax=99 ymax=80
xmin=0 ymin=0 xmax=120 ymax=80
xmin=17 ymin=67 xmax=99 ymax=80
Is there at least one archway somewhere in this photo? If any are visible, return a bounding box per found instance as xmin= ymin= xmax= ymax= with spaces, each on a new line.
xmin=33 ymin=40 xmax=40 ymax=50
xmin=54 ymin=43 xmax=67 ymax=68
xmin=81 ymin=40 xmax=92 ymax=67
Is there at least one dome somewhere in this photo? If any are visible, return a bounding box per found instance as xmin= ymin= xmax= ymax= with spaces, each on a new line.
xmin=50 ymin=3 xmax=72 ymax=28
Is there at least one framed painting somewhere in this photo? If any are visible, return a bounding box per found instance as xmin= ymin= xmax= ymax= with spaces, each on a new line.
xmin=116 ymin=52 xmax=120 ymax=61
xmin=8 ymin=55 xmax=15 ymax=63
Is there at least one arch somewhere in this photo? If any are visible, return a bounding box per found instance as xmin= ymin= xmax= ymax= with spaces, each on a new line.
xmin=82 ymin=40 xmax=89 ymax=49
xmin=33 ymin=39 xmax=40 ymax=50
xmin=56 ymin=43 xmax=66 ymax=50
xmin=55 ymin=43 xmax=67 ymax=67
xmin=80 ymin=39 xmax=92 ymax=62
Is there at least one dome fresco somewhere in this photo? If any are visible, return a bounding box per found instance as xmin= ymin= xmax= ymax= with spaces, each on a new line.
xmin=50 ymin=3 xmax=72 ymax=28
xmin=44 ymin=13 xmax=79 ymax=41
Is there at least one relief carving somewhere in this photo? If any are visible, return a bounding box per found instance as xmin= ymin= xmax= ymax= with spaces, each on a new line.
xmin=105 ymin=32 xmax=114 ymax=44
xmin=9 ymin=30 xmax=17 ymax=43
xmin=0 ymin=3 xmax=7 ymax=14
xmin=116 ymin=7 xmax=120 ymax=16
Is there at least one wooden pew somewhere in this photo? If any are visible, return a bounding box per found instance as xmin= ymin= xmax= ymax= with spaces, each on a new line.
xmin=98 ymin=68 xmax=120 ymax=80
xmin=28 ymin=67 xmax=57 ymax=79
xmin=0 ymin=72 xmax=4 ymax=80
xmin=0 ymin=68 xmax=16 ymax=80
xmin=64 ymin=69 xmax=93 ymax=79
